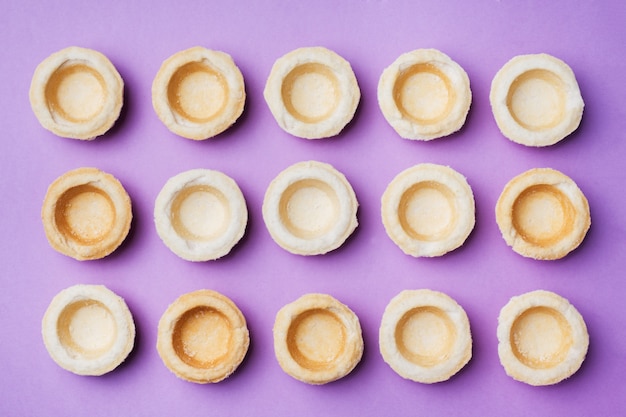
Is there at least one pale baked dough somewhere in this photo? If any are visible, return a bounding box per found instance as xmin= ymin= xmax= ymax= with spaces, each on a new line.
xmin=29 ymin=46 xmax=124 ymax=140
xmin=154 ymin=169 xmax=248 ymax=261
xmin=490 ymin=53 xmax=584 ymax=147
xmin=378 ymin=49 xmax=471 ymax=140
xmin=497 ymin=290 xmax=589 ymax=386
xmin=496 ymin=168 xmax=590 ymax=260
xmin=381 ymin=163 xmax=475 ymax=257
xmin=379 ymin=289 xmax=472 ymax=383
xmin=42 ymin=284 xmax=135 ymax=376
xmin=157 ymin=289 xmax=249 ymax=383
xmin=262 ymin=161 xmax=358 ymax=255
xmin=41 ymin=167 xmax=132 ymax=260
xmin=152 ymin=47 xmax=245 ymax=140
xmin=264 ymin=47 xmax=360 ymax=139
xmin=273 ymin=293 xmax=363 ymax=384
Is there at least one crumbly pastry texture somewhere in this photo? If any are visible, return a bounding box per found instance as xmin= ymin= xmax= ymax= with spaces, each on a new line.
xmin=157 ymin=290 xmax=250 ymax=383
xmin=29 ymin=46 xmax=124 ymax=140
xmin=154 ymin=169 xmax=248 ymax=261
xmin=273 ymin=293 xmax=363 ymax=385
xmin=379 ymin=289 xmax=472 ymax=383
xmin=490 ymin=53 xmax=584 ymax=147
xmin=264 ymin=46 xmax=360 ymax=139
xmin=497 ymin=290 xmax=589 ymax=386
xmin=378 ymin=48 xmax=471 ymax=140
xmin=381 ymin=163 xmax=475 ymax=257
xmin=262 ymin=161 xmax=358 ymax=255
xmin=42 ymin=284 xmax=135 ymax=376
xmin=41 ymin=167 xmax=132 ymax=261
xmin=495 ymin=168 xmax=590 ymax=260
xmin=152 ymin=46 xmax=245 ymax=140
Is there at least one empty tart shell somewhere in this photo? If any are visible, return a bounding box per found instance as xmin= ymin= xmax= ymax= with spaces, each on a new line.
xmin=262 ymin=161 xmax=358 ymax=255
xmin=152 ymin=46 xmax=245 ymax=140
xmin=490 ymin=53 xmax=584 ymax=147
xmin=264 ymin=46 xmax=360 ymax=139
xmin=379 ymin=289 xmax=472 ymax=383
xmin=154 ymin=169 xmax=248 ymax=261
xmin=157 ymin=289 xmax=250 ymax=383
xmin=378 ymin=49 xmax=471 ymax=140
xmin=41 ymin=167 xmax=132 ymax=260
xmin=42 ymin=284 xmax=135 ymax=376
xmin=29 ymin=46 xmax=124 ymax=140
xmin=273 ymin=293 xmax=363 ymax=384
xmin=381 ymin=163 xmax=475 ymax=257
xmin=497 ymin=290 xmax=589 ymax=386
xmin=495 ymin=168 xmax=590 ymax=260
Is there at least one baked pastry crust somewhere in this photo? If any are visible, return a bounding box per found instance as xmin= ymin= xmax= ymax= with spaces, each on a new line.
xmin=41 ymin=167 xmax=132 ymax=260
xmin=262 ymin=161 xmax=358 ymax=255
xmin=381 ymin=163 xmax=475 ymax=257
xmin=273 ymin=293 xmax=363 ymax=384
xmin=379 ymin=289 xmax=472 ymax=383
xmin=152 ymin=47 xmax=245 ymax=140
xmin=157 ymin=289 xmax=249 ymax=383
xmin=497 ymin=290 xmax=589 ymax=386
xmin=378 ymin=49 xmax=471 ymax=140
xmin=29 ymin=46 xmax=124 ymax=140
xmin=42 ymin=284 xmax=135 ymax=376
xmin=154 ymin=169 xmax=248 ymax=261
xmin=264 ymin=46 xmax=360 ymax=139
xmin=495 ymin=168 xmax=590 ymax=260
xmin=490 ymin=53 xmax=584 ymax=147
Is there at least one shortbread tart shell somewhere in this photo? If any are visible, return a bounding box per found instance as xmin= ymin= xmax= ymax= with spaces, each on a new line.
xmin=152 ymin=46 xmax=245 ymax=140
xmin=42 ymin=284 xmax=135 ymax=376
xmin=29 ymin=46 xmax=123 ymax=140
xmin=264 ymin=46 xmax=360 ymax=139
xmin=157 ymin=290 xmax=249 ymax=383
xmin=41 ymin=167 xmax=132 ymax=260
xmin=273 ymin=293 xmax=363 ymax=384
xmin=379 ymin=289 xmax=472 ymax=383
xmin=497 ymin=290 xmax=589 ymax=386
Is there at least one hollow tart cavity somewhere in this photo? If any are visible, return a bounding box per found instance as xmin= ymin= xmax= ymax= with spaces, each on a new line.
xmin=381 ymin=163 xmax=475 ymax=257
xmin=41 ymin=167 xmax=132 ymax=260
xmin=29 ymin=46 xmax=124 ymax=140
xmin=379 ymin=290 xmax=472 ymax=383
xmin=154 ymin=169 xmax=247 ymax=261
xmin=378 ymin=49 xmax=471 ymax=140
xmin=157 ymin=290 xmax=249 ymax=383
xmin=262 ymin=161 xmax=358 ymax=255
xmin=490 ymin=53 xmax=584 ymax=147
xmin=264 ymin=46 xmax=360 ymax=139
xmin=497 ymin=290 xmax=588 ymax=386
xmin=496 ymin=168 xmax=590 ymax=260
xmin=42 ymin=284 xmax=135 ymax=376
xmin=152 ymin=47 xmax=245 ymax=140
xmin=273 ymin=293 xmax=363 ymax=384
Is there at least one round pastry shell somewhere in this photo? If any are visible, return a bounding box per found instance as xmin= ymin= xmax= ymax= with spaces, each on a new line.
xmin=156 ymin=289 xmax=250 ymax=384
xmin=381 ymin=163 xmax=475 ymax=257
xmin=378 ymin=48 xmax=471 ymax=140
xmin=264 ymin=46 xmax=360 ymax=139
xmin=490 ymin=53 xmax=584 ymax=147
xmin=42 ymin=284 xmax=135 ymax=376
xmin=379 ymin=289 xmax=472 ymax=383
xmin=152 ymin=46 xmax=245 ymax=140
xmin=273 ymin=293 xmax=363 ymax=384
xmin=495 ymin=168 xmax=590 ymax=260
xmin=154 ymin=169 xmax=248 ymax=261
xmin=497 ymin=290 xmax=589 ymax=386
xmin=41 ymin=167 xmax=132 ymax=261
xmin=262 ymin=161 xmax=358 ymax=255
xmin=29 ymin=46 xmax=124 ymax=140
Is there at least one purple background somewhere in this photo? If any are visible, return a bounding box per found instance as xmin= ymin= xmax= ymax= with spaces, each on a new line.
xmin=2 ymin=0 xmax=626 ymax=415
